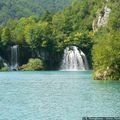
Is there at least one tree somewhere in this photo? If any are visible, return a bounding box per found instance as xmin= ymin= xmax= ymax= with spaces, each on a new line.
xmin=1 ymin=27 xmax=11 ymax=46
xmin=92 ymin=31 xmax=120 ymax=80
xmin=24 ymin=21 xmax=49 ymax=50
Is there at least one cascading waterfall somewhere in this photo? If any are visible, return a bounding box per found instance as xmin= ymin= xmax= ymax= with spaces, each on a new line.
xmin=10 ymin=45 xmax=19 ymax=70
xmin=60 ymin=46 xmax=89 ymax=71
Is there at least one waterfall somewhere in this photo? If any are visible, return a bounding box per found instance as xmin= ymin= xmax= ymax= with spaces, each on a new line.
xmin=10 ymin=45 xmax=19 ymax=70
xmin=60 ymin=46 xmax=89 ymax=71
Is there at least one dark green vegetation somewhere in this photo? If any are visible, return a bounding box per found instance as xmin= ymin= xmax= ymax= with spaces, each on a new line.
xmin=0 ymin=0 xmax=73 ymax=23
xmin=20 ymin=58 xmax=43 ymax=71
xmin=0 ymin=0 xmax=120 ymax=80
xmin=93 ymin=0 xmax=120 ymax=80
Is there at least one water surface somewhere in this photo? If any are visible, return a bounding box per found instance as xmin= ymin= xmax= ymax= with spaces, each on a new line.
xmin=0 ymin=71 xmax=120 ymax=120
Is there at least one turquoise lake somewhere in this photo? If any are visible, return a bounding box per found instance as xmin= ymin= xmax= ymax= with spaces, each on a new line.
xmin=0 ymin=71 xmax=120 ymax=120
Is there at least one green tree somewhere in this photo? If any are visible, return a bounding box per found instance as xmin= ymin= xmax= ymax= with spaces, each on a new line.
xmin=93 ymin=31 xmax=120 ymax=80
xmin=24 ymin=21 xmax=49 ymax=50
xmin=1 ymin=27 xmax=11 ymax=46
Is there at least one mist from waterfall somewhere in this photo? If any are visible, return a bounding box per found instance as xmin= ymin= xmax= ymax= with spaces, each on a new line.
xmin=60 ymin=46 xmax=89 ymax=71
xmin=10 ymin=45 xmax=19 ymax=70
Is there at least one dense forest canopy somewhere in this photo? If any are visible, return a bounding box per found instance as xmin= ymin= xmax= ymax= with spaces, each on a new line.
xmin=0 ymin=0 xmax=73 ymax=23
xmin=0 ymin=0 xmax=120 ymax=80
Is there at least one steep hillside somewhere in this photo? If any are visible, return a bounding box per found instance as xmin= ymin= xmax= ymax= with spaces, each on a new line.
xmin=0 ymin=0 xmax=73 ymax=23
xmin=92 ymin=0 xmax=120 ymax=80
xmin=0 ymin=0 xmax=120 ymax=79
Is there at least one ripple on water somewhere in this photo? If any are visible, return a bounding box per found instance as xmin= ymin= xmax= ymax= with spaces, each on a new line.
xmin=0 ymin=71 xmax=120 ymax=120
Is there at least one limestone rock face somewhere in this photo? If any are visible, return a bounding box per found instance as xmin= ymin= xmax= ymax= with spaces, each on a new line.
xmin=0 ymin=56 xmax=8 ymax=68
xmin=94 ymin=67 xmax=114 ymax=80
xmin=93 ymin=6 xmax=111 ymax=31
xmin=97 ymin=6 xmax=111 ymax=27
xmin=0 ymin=56 xmax=4 ymax=67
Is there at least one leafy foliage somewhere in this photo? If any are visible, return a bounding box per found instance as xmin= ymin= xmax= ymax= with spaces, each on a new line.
xmin=0 ymin=0 xmax=73 ymax=23
xmin=0 ymin=0 xmax=102 ymax=70
xmin=0 ymin=0 xmax=119 ymax=80
xmin=92 ymin=0 xmax=120 ymax=80
xmin=93 ymin=31 xmax=120 ymax=80
xmin=20 ymin=58 xmax=43 ymax=71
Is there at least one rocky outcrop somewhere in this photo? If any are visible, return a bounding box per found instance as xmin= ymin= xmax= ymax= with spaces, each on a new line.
xmin=0 ymin=56 xmax=8 ymax=68
xmin=93 ymin=6 xmax=111 ymax=31
xmin=94 ymin=70 xmax=107 ymax=80
xmin=94 ymin=67 xmax=117 ymax=80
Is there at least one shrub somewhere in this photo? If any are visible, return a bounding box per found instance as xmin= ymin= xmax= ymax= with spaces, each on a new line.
xmin=0 ymin=67 xmax=9 ymax=71
xmin=20 ymin=58 xmax=44 ymax=71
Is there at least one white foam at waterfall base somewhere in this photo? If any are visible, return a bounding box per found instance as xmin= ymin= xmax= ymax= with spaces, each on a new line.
xmin=60 ymin=46 xmax=89 ymax=71
xmin=10 ymin=45 xmax=19 ymax=70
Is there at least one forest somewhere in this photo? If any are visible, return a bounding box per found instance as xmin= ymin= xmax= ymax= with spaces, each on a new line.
xmin=0 ymin=0 xmax=73 ymax=23
xmin=0 ymin=0 xmax=120 ymax=80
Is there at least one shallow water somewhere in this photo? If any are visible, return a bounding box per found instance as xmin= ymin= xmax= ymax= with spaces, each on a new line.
xmin=0 ymin=71 xmax=120 ymax=120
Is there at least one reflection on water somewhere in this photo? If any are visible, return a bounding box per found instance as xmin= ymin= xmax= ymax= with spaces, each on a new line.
xmin=0 ymin=71 xmax=120 ymax=120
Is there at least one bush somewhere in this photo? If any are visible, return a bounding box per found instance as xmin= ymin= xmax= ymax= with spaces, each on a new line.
xmin=92 ymin=31 xmax=120 ymax=80
xmin=20 ymin=58 xmax=44 ymax=71
xmin=0 ymin=67 xmax=9 ymax=71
